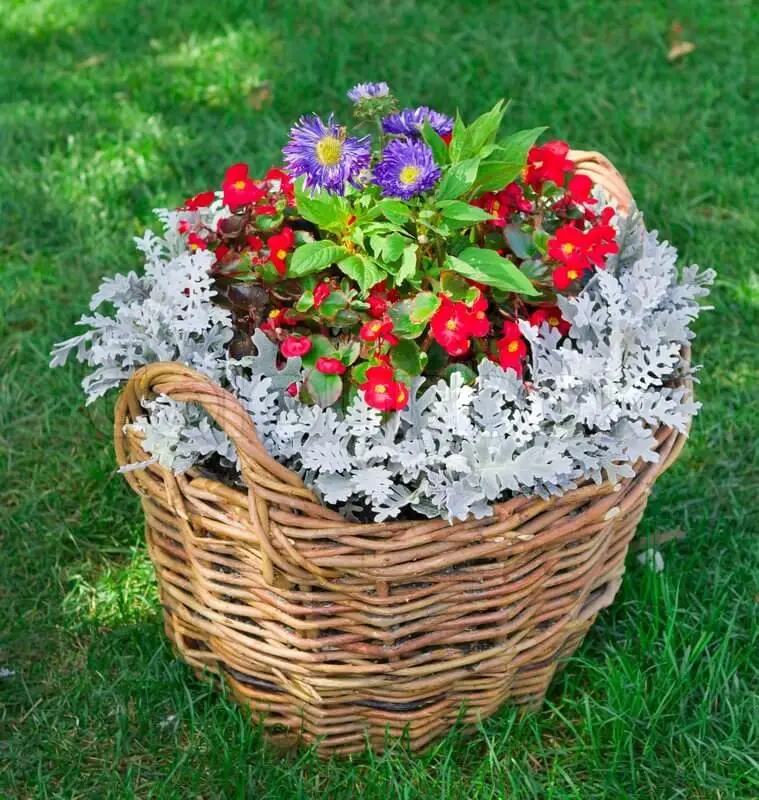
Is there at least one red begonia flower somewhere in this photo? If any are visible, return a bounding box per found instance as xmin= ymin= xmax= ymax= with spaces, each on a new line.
xmin=184 ymin=191 xmax=215 ymax=210
xmin=280 ymin=335 xmax=312 ymax=358
xmin=187 ymin=233 xmax=208 ymax=251
xmin=315 ymin=356 xmax=346 ymax=375
xmin=529 ymin=306 xmax=570 ymax=335
xmin=222 ymin=163 xmax=266 ymax=209
xmin=313 ymin=282 xmax=332 ymax=308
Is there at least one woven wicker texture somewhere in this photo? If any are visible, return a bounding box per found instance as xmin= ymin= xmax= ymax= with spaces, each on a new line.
xmin=114 ymin=152 xmax=687 ymax=755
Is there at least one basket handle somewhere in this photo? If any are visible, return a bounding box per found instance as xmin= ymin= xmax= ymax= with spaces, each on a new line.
xmin=115 ymin=361 xmax=348 ymax=585
xmin=115 ymin=361 xmax=314 ymax=494
xmin=569 ymin=149 xmax=633 ymax=214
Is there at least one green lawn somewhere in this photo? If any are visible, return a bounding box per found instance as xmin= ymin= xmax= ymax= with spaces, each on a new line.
xmin=1 ymin=0 xmax=758 ymax=797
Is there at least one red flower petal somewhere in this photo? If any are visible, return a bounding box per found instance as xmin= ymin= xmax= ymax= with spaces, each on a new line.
xmin=359 ymin=317 xmax=393 ymax=342
xmin=390 ymin=381 xmax=410 ymax=410
xmin=552 ymin=264 xmax=585 ymax=291
xmin=315 ymin=356 xmax=346 ymax=375
xmin=566 ymin=174 xmax=594 ymax=205
xmin=365 ymin=364 xmax=394 ymax=383
xmin=280 ymin=335 xmax=312 ymax=358
xmin=187 ymin=233 xmax=208 ymax=251
xmin=367 ymin=294 xmax=388 ymax=318
xmin=501 ymin=319 xmax=522 ymax=340
xmin=224 ymin=163 xmax=249 ymax=183
xmin=313 ymin=282 xmax=332 ymax=308
xmin=529 ymin=306 xmax=570 ymax=335
xmin=525 ymin=140 xmax=575 ymax=189
xmin=430 ymin=296 xmax=473 ymax=354
xmin=184 ymin=190 xmax=216 ymax=210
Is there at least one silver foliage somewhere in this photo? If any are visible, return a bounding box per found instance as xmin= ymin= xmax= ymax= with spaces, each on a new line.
xmin=52 ymin=203 xmax=714 ymax=521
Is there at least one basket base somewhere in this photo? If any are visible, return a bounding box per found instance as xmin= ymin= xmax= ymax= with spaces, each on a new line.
xmin=154 ymin=506 xmax=639 ymax=758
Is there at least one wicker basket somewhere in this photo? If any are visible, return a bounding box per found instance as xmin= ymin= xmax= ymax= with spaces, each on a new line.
xmin=114 ymin=152 xmax=689 ymax=756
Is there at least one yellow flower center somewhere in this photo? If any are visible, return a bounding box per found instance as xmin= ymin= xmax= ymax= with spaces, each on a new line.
xmin=233 ymin=180 xmax=247 ymax=190
xmin=399 ymin=165 xmax=421 ymax=186
xmin=375 ymin=384 xmax=387 ymax=394
xmin=371 ymin=322 xmax=382 ymax=333
xmin=276 ymin=249 xmax=287 ymax=260
xmin=561 ymin=242 xmax=575 ymax=255
xmin=548 ymin=316 xmax=560 ymax=327
xmin=476 ymin=312 xmax=485 ymax=320
xmin=567 ymin=270 xmax=579 ymax=280
xmin=269 ymin=309 xmax=282 ymax=319
xmin=396 ymin=390 xmax=407 ymax=403
xmin=315 ymin=136 xmax=343 ymax=166
xmin=445 ymin=319 xmax=458 ymax=331
xmin=507 ymin=341 xmax=519 ymax=353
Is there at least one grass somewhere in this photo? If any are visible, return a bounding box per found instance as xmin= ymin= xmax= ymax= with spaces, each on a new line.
xmin=1 ymin=0 xmax=758 ymax=796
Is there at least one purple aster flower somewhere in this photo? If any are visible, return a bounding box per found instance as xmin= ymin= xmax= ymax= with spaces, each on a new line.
xmin=282 ymin=114 xmax=371 ymax=195
xmin=373 ymin=139 xmax=441 ymax=200
xmin=382 ymin=106 xmax=454 ymax=138
xmin=347 ymin=82 xmax=390 ymax=103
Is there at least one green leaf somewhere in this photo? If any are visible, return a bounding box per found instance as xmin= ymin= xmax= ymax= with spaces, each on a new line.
xmin=304 ymin=370 xmax=342 ymax=408
xmin=409 ymin=291 xmax=442 ymax=324
xmin=255 ymin=213 xmax=284 ymax=231
xmin=294 ymin=178 xmax=350 ymax=232
xmin=448 ymin=111 xmax=468 ymax=162
xmin=318 ymin=290 xmax=347 ymax=320
xmin=504 ymin=224 xmax=535 ymax=259
xmin=472 ymin=127 xmax=548 ymax=194
xmin=519 ymin=258 xmax=550 ymax=281
xmin=462 ymin=99 xmax=507 ymax=159
xmin=425 ymin=341 xmax=448 ymax=373
xmin=421 ymin=120 xmax=450 ymax=165
xmin=440 ymin=270 xmax=472 ymax=301
xmin=337 ymin=254 xmax=385 ymax=294
xmin=369 ymin=234 xmax=386 ymax=260
xmin=289 ymin=241 xmax=348 ymax=277
xmin=363 ymin=221 xmax=407 ymax=235
xmin=496 ymin=126 xmax=547 ymax=164
xmin=464 ymin=286 xmax=481 ymax=306
xmin=295 ymin=290 xmax=314 ymax=312
xmin=350 ymin=362 xmax=370 ymax=386
xmin=473 ymin=161 xmax=524 ymax=193
xmin=369 ymin=232 xmax=407 ymax=264
xmin=533 ymin=229 xmax=550 ymax=255
xmin=436 ymin=157 xmax=481 ymax=201
xmin=301 ymin=334 xmax=337 ymax=368
xmin=338 ymin=339 xmax=361 ymax=365
xmin=397 ymin=243 xmax=418 ymax=285
xmin=388 ymin=300 xmax=427 ymax=338
xmin=442 ymin=363 xmax=477 ymax=384
xmin=447 ymin=249 xmax=539 ymax=296
xmin=362 ymin=198 xmax=411 ymax=225
xmin=332 ymin=308 xmax=360 ymax=328
xmin=390 ymin=339 xmax=426 ymax=376
xmin=383 ymin=233 xmax=408 ymax=263
xmin=437 ymin=200 xmax=493 ymax=223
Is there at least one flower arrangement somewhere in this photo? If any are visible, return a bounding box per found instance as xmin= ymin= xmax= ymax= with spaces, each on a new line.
xmin=52 ymin=84 xmax=714 ymax=522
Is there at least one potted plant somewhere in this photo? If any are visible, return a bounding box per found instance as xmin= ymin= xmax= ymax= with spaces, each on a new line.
xmin=52 ymin=83 xmax=713 ymax=755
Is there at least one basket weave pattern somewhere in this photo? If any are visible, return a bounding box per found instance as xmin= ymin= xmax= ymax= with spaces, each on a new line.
xmin=114 ymin=153 xmax=688 ymax=755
